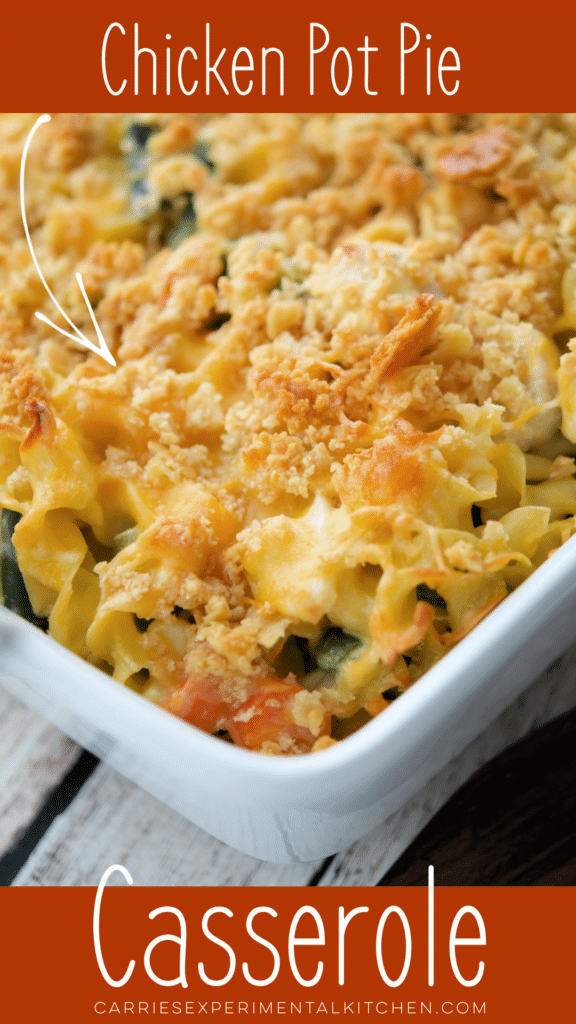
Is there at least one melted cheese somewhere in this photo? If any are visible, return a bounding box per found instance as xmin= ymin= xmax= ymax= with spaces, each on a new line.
xmin=2 ymin=112 xmax=576 ymax=751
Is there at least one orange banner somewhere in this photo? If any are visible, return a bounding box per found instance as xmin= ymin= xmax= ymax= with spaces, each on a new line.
xmin=1 ymin=882 xmax=573 ymax=1022
xmin=0 ymin=0 xmax=572 ymax=111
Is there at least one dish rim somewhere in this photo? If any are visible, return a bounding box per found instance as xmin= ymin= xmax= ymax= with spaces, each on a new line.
xmin=2 ymin=528 xmax=576 ymax=789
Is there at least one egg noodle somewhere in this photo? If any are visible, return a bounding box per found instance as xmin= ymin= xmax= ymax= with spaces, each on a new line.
xmin=2 ymin=113 xmax=576 ymax=754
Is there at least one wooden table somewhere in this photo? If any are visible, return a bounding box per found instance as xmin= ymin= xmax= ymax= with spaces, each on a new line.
xmin=1 ymin=645 xmax=575 ymax=888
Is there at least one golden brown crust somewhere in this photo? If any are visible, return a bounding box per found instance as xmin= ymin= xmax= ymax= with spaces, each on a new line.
xmin=367 ymin=295 xmax=442 ymax=384
xmin=435 ymin=125 xmax=516 ymax=183
xmin=2 ymin=112 xmax=576 ymax=752
xmin=20 ymin=399 xmax=55 ymax=451
xmin=0 ymin=347 xmax=50 ymax=428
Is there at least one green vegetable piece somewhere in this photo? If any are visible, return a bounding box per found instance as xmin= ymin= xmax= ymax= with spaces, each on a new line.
xmin=166 ymin=212 xmax=197 ymax=250
xmin=382 ymin=685 xmax=405 ymax=702
xmin=126 ymin=122 xmax=158 ymax=150
xmin=133 ymin=614 xmax=153 ymax=634
xmin=113 ymin=526 xmax=139 ymax=555
xmin=172 ymin=606 xmax=196 ymax=624
xmin=129 ymin=177 xmax=156 ymax=220
xmin=166 ymin=193 xmax=197 ymax=249
xmin=0 ymin=509 xmax=48 ymax=630
xmin=193 ymin=141 xmax=215 ymax=172
xmin=313 ymin=626 xmax=362 ymax=673
xmin=415 ymin=583 xmax=446 ymax=608
xmin=122 ymin=123 xmax=159 ymax=193
xmin=202 ymin=311 xmax=231 ymax=333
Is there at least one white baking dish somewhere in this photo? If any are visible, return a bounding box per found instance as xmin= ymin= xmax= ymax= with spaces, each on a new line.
xmin=2 ymin=533 xmax=576 ymax=863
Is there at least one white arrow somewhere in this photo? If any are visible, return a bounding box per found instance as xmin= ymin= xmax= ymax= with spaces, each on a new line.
xmin=20 ymin=114 xmax=116 ymax=367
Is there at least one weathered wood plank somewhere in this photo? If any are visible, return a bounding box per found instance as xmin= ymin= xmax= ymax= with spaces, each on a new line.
xmin=0 ymin=682 xmax=81 ymax=857
xmin=12 ymin=761 xmax=321 ymax=887
xmin=381 ymin=706 xmax=576 ymax=885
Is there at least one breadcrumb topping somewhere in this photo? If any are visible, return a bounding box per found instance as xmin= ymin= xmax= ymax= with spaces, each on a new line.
xmin=2 ymin=113 xmax=576 ymax=753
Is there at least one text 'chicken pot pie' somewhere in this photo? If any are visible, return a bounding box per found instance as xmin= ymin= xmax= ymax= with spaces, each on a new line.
xmin=2 ymin=113 xmax=576 ymax=754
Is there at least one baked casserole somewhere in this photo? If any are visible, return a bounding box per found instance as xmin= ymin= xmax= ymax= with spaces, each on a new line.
xmin=2 ymin=113 xmax=576 ymax=754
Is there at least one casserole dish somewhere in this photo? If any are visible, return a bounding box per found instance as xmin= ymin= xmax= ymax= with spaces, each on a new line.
xmin=2 ymin=113 xmax=576 ymax=861
xmin=2 ymin=529 xmax=576 ymax=864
